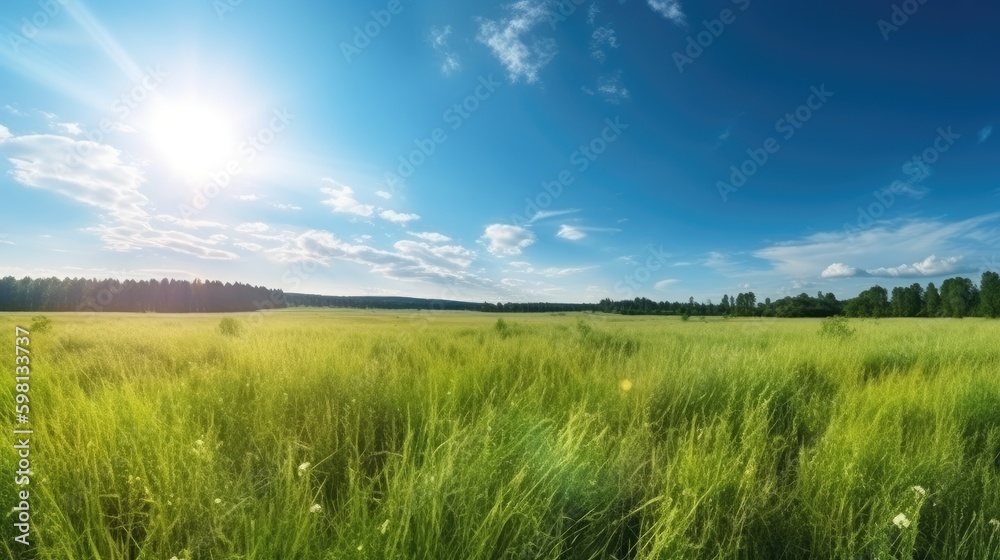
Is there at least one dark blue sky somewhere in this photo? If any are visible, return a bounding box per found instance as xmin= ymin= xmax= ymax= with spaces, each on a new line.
xmin=1 ymin=0 xmax=997 ymax=302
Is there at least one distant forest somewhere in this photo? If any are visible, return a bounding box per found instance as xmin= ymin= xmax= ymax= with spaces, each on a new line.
xmin=1 ymin=273 xmax=999 ymax=318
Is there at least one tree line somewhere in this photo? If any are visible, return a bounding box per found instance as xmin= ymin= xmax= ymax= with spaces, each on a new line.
xmin=1 ymin=272 xmax=998 ymax=318
xmin=0 ymin=277 xmax=284 ymax=313
xmin=486 ymin=272 xmax=1000 ymax=319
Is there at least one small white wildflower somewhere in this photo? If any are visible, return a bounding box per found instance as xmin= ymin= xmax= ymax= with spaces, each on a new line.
xmin=298 ymin=462 xmax=311 ymax=476
xmin=379 ymin=519 xmax=389 ymax=534
xmin=357 ymin=543 xmax=364 ymax=551
xmin=214 ymin=498 xmax=222 ymax=505
xmin=309 ymin=503 xmax=323 ymax=514
xmin=893 ymin=513 xmax=911 ymax=529
xmin=911 ymin=485 xmax=926 ymax=498
xmin=195 ymin=439 xmax=204 ymax=447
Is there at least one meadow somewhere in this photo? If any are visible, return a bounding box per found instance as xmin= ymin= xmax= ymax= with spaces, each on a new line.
xmin=2 ymin=310 xmax=999 ymax=559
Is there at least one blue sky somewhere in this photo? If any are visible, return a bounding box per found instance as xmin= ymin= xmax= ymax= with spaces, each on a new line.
xmin=1 ymin=0 xmax=998 ymax=303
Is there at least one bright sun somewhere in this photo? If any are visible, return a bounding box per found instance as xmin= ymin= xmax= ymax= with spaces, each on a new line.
xmin=146 ymin=97 xmax=238 ymax=181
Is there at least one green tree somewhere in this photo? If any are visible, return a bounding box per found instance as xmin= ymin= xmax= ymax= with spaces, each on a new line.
xmin=924 ymin=282 xmax=940 ymax=317
xmin=980 ymin=271 xmax=1000 ymax=318
xmin=940 ymin=277 xmax=977 ymax=318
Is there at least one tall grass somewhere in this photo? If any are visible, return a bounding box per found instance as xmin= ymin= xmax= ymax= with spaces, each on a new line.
xmin=1 ymin=311 xmax=998 ymax=559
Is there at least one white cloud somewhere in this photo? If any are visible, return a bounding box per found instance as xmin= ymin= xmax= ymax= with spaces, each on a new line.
xmin=154 ymin=215 xmax=228 ymax=229
xmin=477 ymin=1 xmax=558 ymax=83
xmin=557 ymin=225 xmax=586 ymax=241
xmin=587 ymin=3 xmax=600 ymax=25
xmin=866 ymin=255 xmax=964 ymax=278
xmin=51 ymin=122 xmax=83 ymax=136
xmin=236 ymin=194 xmax=262 ymax=201
xmin=268 ymin=230 xmax=489 ymax=288
xmin=647 ymin=0 xmax=686 ymax=24
xmin=596 ymin=71 xmax=629 ymax=104
xmin=320 ymin=179 xmax=374 ymax=217
xmin=979 ymin=125 xmax=993 ymax=144
xmin=509 ymin=260 xmax=532 ymax=268
xmin=375 ymin=190 xmax=392 ymax=199
xmin=235 ymin=222 xmax=271 ymax=233
xmin=352 ymin=234 xmax=373 ymax=243
xmin=234 ymin=242 xmax=264 ymax=252
xmin=271 ymin=202 xmax=302 ymax=210
xmin=654 ymin=278 xmax=680 ymax=291
xmin=540 ymin=266 xmax=596 ymax=277
xmin=430 ymin=25 xmax=461 ymax=75
xmin=590 ymin=25 xmax=619 ymax=63
xmin=380 ymin=210 xmax=421 ymax=224
xmin=820 ymin=263 xmax=858 ymax=279
xmin=557 ymin=224 xmax=619 ymax=240
xmin=482 ymin=224 xmax=536 ymax=256
xmin=408 ymin=231 xmax=452 ymax=243
xmin=0 ymin=125 xmax=10 ymax=141
xmin=755 ymin=215 xmax=1000 ymax=280
xmin=530 ymin=208 xmax=579 ymax=222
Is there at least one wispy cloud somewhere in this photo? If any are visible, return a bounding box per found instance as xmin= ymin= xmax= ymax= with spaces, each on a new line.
xmin=320 ymin=179 xmax=374 ymax=217
xmin=430 ymin=25 xmax=461 ymax=75
xmin=529 ymin=208 xmax=580 ymax=222
xmin=979 ymin=125 xmax=993 ymax=144
xmin=477 ymin=1 xmax=558 ymax=83
xmin=408 ymin=231 xmax=452 ymax=243
xmin=380 ymin=210 xmax=421 ymax=224
xmin=583 ymin=71 xmax=629 ymax=104
xmin=647 ymin=0 xmax=686 ymax=25
xmin=654 ymin=278 xmax=680 ymax=291
xmin=590 ymin=25 xmax=619 ymax=63
xmin=556 ymin=224 xmax=620 ymax=240
xmin=557 ymin=225 xmax=587 ymax=241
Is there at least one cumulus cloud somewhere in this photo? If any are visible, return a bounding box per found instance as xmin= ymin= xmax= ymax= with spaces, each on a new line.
xmin=320 ymin=180 xmax=374 ymax=217
xmin=477 ymin=1 xmax=558 ymax=83
xmin=51 ymin=122 xmax=83 ymax=135
xmin=820 ymin=263 xmax=858 ymax=279
xmin=866 ymin=255 xmax=964 ymax=278
xmin=375 ymin=190 xmax=392 ymax=199
xmin=380 ymin=210 xmax=421 ymax=224
xmin=482 ymin=224 xmax=536 ymax=256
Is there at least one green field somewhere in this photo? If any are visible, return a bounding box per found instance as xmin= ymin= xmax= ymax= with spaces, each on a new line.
xmin=2 ymin=310 xmax=1000 ymax=559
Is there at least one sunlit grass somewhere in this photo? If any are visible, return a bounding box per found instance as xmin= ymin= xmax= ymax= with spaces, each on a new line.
xmin=1 ymin=311 xmax=999 ymax=559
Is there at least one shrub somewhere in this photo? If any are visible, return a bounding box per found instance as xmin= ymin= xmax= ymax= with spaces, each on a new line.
xmin=218 ymin=317 xmax=243 ymax=337
xmin=819 ymin=316 xmax=853 ymax=338
xmin=30 ymin=315 xmax=52 ymax=333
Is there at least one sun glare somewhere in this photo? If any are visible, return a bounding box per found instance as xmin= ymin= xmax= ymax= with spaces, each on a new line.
xmin=145 ymin=97 xmax=239 ymax=182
